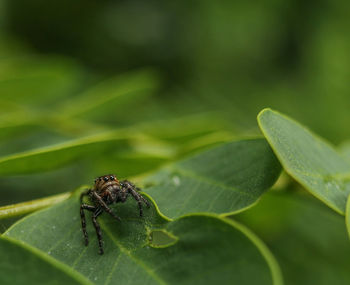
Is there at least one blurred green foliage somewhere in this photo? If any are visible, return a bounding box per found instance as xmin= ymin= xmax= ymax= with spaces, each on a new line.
xmin=3 ymin=0 xmax=350 ymax=142
xmin=0 ymin=0 xmax=350 ymax=284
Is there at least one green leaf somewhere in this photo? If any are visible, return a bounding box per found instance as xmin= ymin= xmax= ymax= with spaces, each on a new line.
xmin=236 ymin=192 xmax=350 ymax=285
xmin=346 ymin=195 xmax=350 ymax=239
xmin=5 ymin=194 xmax=282 ymax=285
xmin=144 ymin=138 xmax=282 ymax=219
xmin=339 ymin=141 xmax=350 ymax=163
xmin=0 ymin=236 xmax=92 ymax=285
xmin=59 ymin=69 xmax=159 ymax=119
xmin=0 ymin=122 xmax=40 ymax=140
xmin=0 ymin=192 xmax=71 ymax=219
xmin=0 ymin=131 xmax=174 ymax=176
xmin=0 ymin=132 xmax=127 ymax=175
xmin=258 ymin=108 xmax=350 ymax=214
xmin=0 ymin=138 xmax=280 ymax=220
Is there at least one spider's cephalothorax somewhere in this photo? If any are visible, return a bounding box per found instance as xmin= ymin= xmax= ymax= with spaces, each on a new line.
xmin=80 ymin=174 xmax=149 ymax=254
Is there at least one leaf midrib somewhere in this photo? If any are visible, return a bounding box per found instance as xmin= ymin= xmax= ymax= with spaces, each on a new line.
xmin=100 ymin=220 xmax=168 ymax=285
xmin=0 ymin=131 xmax=125 ymax=164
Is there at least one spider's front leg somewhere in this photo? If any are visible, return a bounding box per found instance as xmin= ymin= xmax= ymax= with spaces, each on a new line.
xmin=80 ymin=189 xmax=91 ymax=203
xmin=91 ymin=208 xmax=104 ymax=255
xmin=80 ymin=189 xmax=94 ymax=245
xmin=80 ymin=204 xmax=95 ymax=246
xmin=122 ymin=180 xmax=150 ymax=217
xmin=92 ymin=192 xmax=121 ymax=221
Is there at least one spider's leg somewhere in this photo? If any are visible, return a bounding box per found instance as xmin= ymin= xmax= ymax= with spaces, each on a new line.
xmin=140 ymin=194 xmax=150 ymax=208
xmin=91 ymin=207 xmax=104 ymax=255
xmin=124 ymin=181 xmax=150 ymax=208
xmin=80 ymin=204 xmax=95 ymax=246
xmin=80 ymin=189 xmax=91 ymax=203
xmin=127 ymin=187 xmax=149 ymax=217
xmin=130 ymin=185 xmax=150 ymax=208
xmin=92 ymin=192 xmax=121 ymax=221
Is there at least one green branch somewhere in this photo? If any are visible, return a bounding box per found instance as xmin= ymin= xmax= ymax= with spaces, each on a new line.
xmin=0 ymin=192 xmax=71 ymax=219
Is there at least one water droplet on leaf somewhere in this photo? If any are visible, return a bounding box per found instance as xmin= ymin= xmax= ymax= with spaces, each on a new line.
xmin=172 ymin=176 xmax=180 ymax=186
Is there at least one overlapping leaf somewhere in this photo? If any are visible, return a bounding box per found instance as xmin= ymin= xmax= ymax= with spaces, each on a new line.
xmin=258 ymin=108 xmax=350 ymax=214
xmin=144 ymin=138 xmax=281 ymax=219
xmin=0 ymin=138 xmax=281 ymax=218
xmin=0 ymin=131 xmax=175 ymax=176
xmin=4 ymin=193 xmax=282 ymax=285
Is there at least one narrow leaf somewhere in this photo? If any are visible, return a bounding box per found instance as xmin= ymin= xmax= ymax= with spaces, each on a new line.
xmin=0 ymin=132 xmax=127 ymax=175
xmin=346 ymin=195 xmax=350 ymax=239
xmin=60 ymin=69 xmax=159 ymax=118
xmin=0 ymin=192 xmax=71 ymax=219
xmin=0 ymin=131 xmax=172 ymax=176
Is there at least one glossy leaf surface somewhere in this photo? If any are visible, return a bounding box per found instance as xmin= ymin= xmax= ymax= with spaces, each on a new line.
xmin=0 ymin=236 xmax=92 ymax=285
xmin=5 ymin=194 xmax=282 ymax=285
xmin=145 ymin=139 xmax=281 ymax=218
xmin=258 ymin=109 xmax=350 ymax=214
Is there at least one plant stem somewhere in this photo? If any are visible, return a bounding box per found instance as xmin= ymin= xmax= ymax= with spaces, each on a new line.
xmin=0 ymin=192 xmax=71 ymax=219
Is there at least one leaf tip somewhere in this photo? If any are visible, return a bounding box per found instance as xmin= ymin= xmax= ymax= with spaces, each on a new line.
xmin=257 ymin=108 xmax=275 ymax=120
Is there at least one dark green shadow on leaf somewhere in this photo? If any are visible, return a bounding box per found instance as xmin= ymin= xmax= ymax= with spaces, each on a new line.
xmin=236 ymin=191 xmax=350 ymax=285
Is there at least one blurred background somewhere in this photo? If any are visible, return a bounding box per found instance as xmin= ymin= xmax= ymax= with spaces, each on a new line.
xmin=2 ymin=0 xmax=350 ymax=143
xmin=1 ymin=1 xmax=350 ymax=283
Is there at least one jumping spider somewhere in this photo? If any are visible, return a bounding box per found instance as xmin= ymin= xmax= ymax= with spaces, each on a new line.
xmin=80 ymin=174 xmax=150 ymax=254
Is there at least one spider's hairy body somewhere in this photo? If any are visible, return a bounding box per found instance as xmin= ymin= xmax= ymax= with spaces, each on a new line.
xmin=80 ymin=174 xmax=149 ymax=255
xmin=94 ymin=176 xmax=120 ymax=202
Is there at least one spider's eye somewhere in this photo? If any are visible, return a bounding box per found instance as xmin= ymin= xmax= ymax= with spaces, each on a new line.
xmin=104 ymin=177 xmax=109 ymax=182
xmin=94 ymin=179 xmax=97 ymax=183
xmin=99 ymin=177 xmax=102 ymax=181
xmin=110 ymin=176 xmax=114 ymax=180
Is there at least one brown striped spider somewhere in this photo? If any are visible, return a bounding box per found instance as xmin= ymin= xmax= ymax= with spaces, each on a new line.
xmin=80 ymin=174 xmax=149 ymax=254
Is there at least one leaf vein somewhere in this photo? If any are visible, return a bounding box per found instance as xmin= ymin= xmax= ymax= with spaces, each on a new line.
xmin=100 ymin=220 xmax=168 ymax=285
xmin=104 ymin=253 xmax=123 ymax=285
xmin=171 ymin=167 xmax=256 ymax=199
